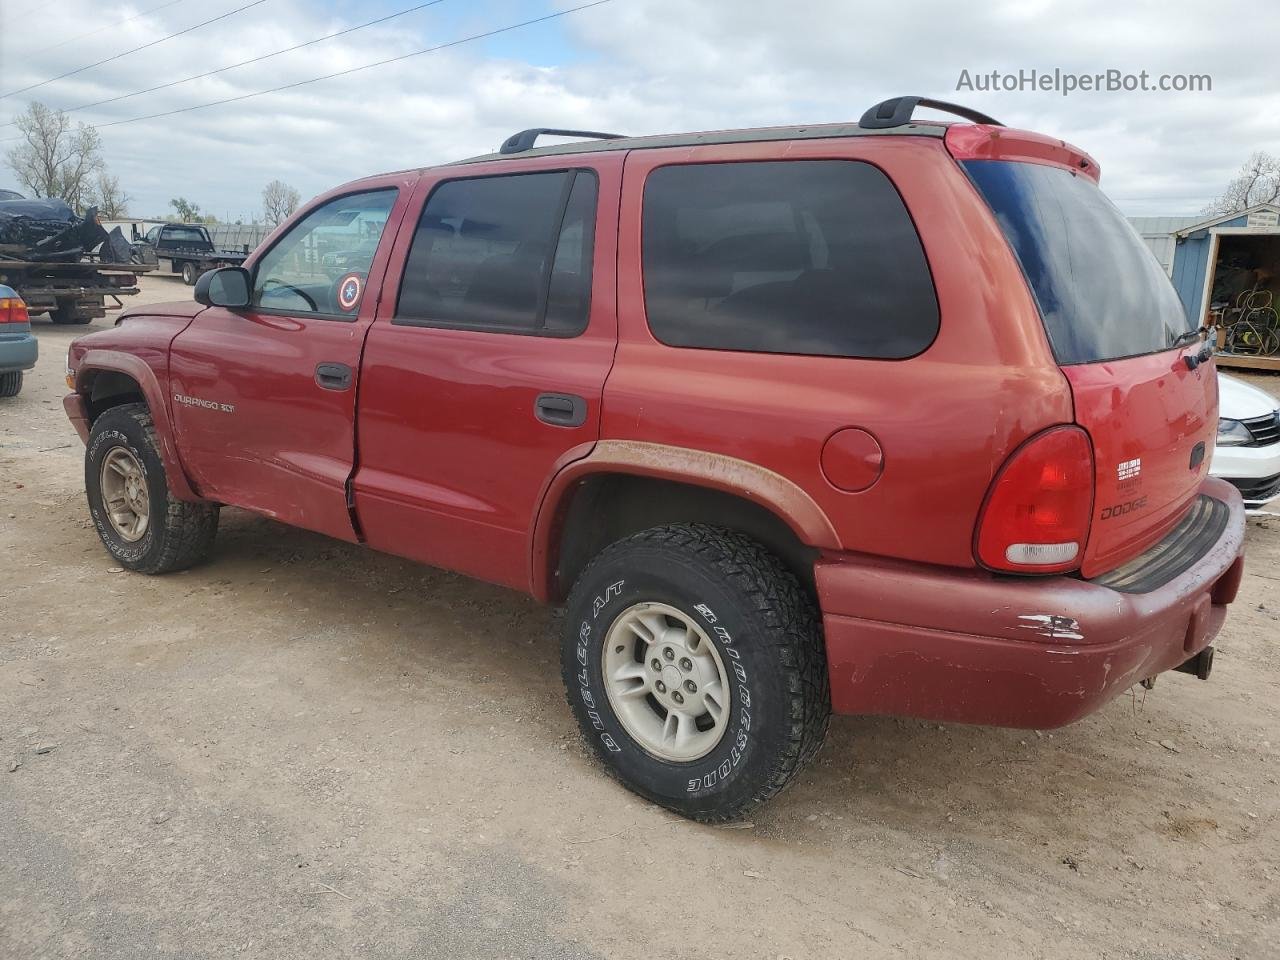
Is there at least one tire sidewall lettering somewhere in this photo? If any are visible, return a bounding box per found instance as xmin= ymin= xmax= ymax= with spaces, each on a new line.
xmin=574 ymin=577 xmax=758 ymax=797
xmin=86 ymin=417 xmax=160 ymax=565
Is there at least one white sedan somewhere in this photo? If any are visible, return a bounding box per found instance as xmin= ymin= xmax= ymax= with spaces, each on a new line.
xmin=1214 ymin=372 xmax=1280 ymax=514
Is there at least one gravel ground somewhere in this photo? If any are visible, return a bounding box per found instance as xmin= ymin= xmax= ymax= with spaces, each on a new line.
xmin=2 ymin=276 xmax=1278 ymax=959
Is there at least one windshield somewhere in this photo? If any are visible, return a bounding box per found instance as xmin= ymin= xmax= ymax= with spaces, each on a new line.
xmin=963 ymin=160 xmax=1193 ymax=364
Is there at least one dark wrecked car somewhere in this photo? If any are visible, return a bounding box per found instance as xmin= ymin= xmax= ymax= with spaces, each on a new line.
xmin=0 ymin=198 xmax=127 ymax=263
xmin=0 ymin=196 xmax=145 ymax=324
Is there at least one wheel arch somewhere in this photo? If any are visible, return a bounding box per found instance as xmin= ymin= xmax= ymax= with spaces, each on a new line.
xmin=74 ymin=350 xmax=204 ymax=502
xmin=531 ymin=440 xmax=840 ymax=602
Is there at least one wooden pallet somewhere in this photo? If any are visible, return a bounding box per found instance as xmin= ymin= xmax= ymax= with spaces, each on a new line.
xmin=1215 ymin=353 xmax=1280 ymax=373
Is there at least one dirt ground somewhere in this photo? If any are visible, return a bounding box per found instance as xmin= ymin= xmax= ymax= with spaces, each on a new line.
xmin=2 ymin=275 xmax=1278 ymax=960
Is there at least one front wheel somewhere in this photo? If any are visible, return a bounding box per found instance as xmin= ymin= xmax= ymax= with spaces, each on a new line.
xmin=561 ymin=524 xmax=829 ymax=821
xmin=85 ymin=403 xmax=220 ymax=573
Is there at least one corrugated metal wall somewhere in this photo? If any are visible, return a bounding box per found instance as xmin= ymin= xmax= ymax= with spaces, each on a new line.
xmin=1170 ymin=212 xmax=1250 ymax=322
xmin=1127 ymin=216 xmax=1200 ymax=275
xmin=208 ymin=223 xmax=271 ymax=252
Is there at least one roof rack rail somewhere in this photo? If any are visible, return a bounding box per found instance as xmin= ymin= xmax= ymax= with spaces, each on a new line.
xmin=499 ymin=127 xmax=628 ymax=155
xmin=858 ymin=96 xmax=1002 ymax=130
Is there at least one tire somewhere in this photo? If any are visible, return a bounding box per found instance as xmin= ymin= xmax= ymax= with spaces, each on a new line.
xmin=85 ymin=403 xmax=219 ymax=574
xmin=50 ymin=305 xmax=92 ymax=325
xmin=562 ymin=523 xmax=829 ymax=821
xmin=0 ymin=371 xmax=21 ymax=397
xmin=181 ymin=262 xmax=198 ymax=285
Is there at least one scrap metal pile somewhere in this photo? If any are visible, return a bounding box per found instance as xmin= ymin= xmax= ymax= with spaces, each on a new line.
xmin=0 ymin=197 xmax=131 ymax=264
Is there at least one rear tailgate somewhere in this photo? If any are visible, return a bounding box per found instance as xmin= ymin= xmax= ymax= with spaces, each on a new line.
xmin=962 ymin=155 xmax=1216 ymax=577
xmin=1063 ymin=353 xmax=1216 ymax=576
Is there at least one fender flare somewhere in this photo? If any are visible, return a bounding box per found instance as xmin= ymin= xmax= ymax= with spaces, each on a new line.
xmin=529 ymin=439 xmax=841 ymax=601
xmin=74 ymin=349 xmax=205 ymax=502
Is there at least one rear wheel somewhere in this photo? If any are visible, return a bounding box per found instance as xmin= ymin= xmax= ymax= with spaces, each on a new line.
xmin=0 ymin=371 xmax=22 ymax=397
xmin=181 ymin=262 xmax=198 ymax=285
xmin=85 ymin=403 xmax=219 ymax=573
xmin=561 ymin=523 xmax=829 ymax=821
xmin=50 ymin=304 xmax=92 ymax=325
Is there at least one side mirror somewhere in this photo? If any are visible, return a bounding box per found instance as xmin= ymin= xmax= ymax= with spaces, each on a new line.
xmin=194 ymin=266 xmax=251 ymax=309
xmin=130 ymin=224 xmax=140 ymax=241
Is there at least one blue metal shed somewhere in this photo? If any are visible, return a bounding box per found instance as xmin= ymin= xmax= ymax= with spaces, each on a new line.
xmin=1168 ymin=203 xmax=1280 ymax=325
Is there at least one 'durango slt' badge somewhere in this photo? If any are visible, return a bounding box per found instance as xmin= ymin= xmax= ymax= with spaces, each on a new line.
xmin=336 ymin=273 xmax=362 ymax=312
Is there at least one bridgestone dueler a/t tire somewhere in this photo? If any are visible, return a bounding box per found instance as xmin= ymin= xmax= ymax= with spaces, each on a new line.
xmin=85 ymin=403 xmax=219 ymax=574
xmin=562 ymin=524 xmax=830 ymax=821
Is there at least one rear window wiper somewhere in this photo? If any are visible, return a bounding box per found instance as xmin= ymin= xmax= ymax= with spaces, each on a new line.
xmin=1173 ymin=327 xmax=1217 ymax=369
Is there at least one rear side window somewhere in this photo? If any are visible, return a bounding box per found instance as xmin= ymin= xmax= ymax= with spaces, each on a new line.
xmin=963 ymin=160 xmax=1193 ymax=364
xmin=641 ymin=160 xmax=938 ymax=358
xmin=395 ymin=170 xmax=597 ymax=336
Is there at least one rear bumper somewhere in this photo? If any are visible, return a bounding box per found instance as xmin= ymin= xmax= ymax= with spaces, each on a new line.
xmin=0 ymin=330 xmax=37 ymax=372
xmin=816 ymin=477 xmax=1246 ymax=729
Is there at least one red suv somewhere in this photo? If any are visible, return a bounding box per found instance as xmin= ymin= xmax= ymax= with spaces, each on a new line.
xmin=64 ymin=97 xmax=1246 ymax=821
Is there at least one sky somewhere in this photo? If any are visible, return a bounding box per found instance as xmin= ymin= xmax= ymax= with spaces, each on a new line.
xmin=0 ymin=0 xmax=1276 ymax=221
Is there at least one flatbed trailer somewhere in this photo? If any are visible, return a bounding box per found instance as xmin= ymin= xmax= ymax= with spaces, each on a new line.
xmin=132 ymin=223 xmax=249 ymax=285
xmin=0 ymin=258 xmax=155 ymax=324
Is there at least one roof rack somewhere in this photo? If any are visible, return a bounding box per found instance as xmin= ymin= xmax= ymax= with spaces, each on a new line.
xmin=858 ymin=96 xmax=1002 ymax=130
xmin=499 ymin=127 xmax=628 ymax=155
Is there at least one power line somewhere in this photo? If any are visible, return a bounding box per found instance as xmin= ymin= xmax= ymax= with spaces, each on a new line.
xmin=26 ymin=0 xmax=191 ymax=58
xmin=0 ymin=0 xmax=271 ymax=100
xmin=6 ymin=0 xmax=447 ymax=125
xmin=7 ymin=0 xmax=66 ymax=18
xmin=48 ymin=0 xmax=615 ymax=133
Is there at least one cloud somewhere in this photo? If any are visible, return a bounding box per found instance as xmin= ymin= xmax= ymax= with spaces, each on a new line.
xmin=1 ymin=0 xmax=1277 ymax=217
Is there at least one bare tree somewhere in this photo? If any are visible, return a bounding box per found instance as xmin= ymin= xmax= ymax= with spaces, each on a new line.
xmin=261 ymin=179 xmax=301 ymax=226
xmin=1204 ymin=151 xmax=1280 ymax=216
xmin=5 ymin=102 xmax=104 ymax=210
xmin=90 ymin=172 xmax=130 ymax=219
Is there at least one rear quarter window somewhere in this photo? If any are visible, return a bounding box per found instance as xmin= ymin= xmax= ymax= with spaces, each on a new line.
xmin=641 ymin=159 xmax=939 ymax=359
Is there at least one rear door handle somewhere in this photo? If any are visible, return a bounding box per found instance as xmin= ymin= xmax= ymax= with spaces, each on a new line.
xmin=535 ymin=392 xmax=587 ymax=427
xmin=315 ymin=362 xmax=353 ymax=391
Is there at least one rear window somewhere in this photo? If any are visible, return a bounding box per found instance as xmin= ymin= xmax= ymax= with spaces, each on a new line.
xmin=163 ymin=227 xmax=208 ymax=244
xmin=642 ymin=160 xmax=939 ymax=359
xmin=963 ymin=160 xmax=1193 ymax=364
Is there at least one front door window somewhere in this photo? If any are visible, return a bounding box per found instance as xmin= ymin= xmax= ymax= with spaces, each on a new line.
xmin=252 ymin=189 xmax=397 ymax=317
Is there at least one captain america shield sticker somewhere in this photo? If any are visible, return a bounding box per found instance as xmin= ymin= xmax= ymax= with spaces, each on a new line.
xmin=336 ymin=273 xmax=362 ymax=312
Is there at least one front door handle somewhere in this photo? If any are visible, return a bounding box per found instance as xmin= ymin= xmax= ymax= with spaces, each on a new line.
xmin=315 ymin=362 xmax=353 ymax=391
xmin=535 ymin=392 xmax=587 ymax=427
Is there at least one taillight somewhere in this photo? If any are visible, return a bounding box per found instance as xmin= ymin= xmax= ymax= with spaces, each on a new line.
xmin=0 ymin=294 xmax=29 ymax=325
xmin=975 ymin=426 xmax=1094 ymax=574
